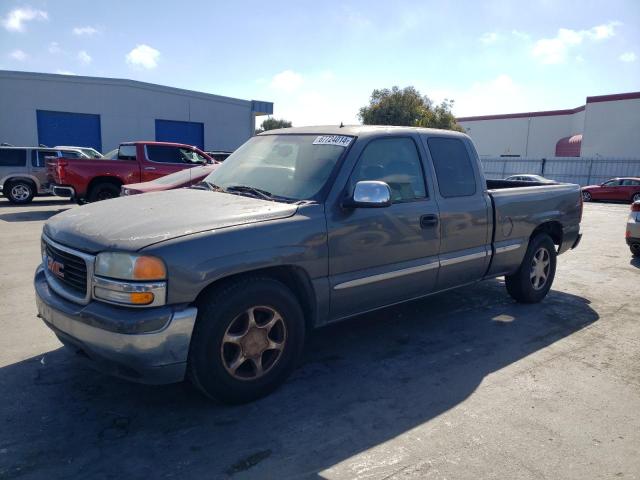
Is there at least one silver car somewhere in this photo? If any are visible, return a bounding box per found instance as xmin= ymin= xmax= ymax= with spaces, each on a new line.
xmin=627 ymin=201 xmax=640 ymax=257
xmin=0 ymin=146 xmax=88 ymax=204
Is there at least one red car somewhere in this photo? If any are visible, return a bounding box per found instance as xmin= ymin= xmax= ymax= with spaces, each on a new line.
xmin=48 ymin=141 xmax=214 ymax=203
xmin=582 ymin=177 xmax=640 ymax=203
xmin=120 ymin=164 xmax=218 ymax=196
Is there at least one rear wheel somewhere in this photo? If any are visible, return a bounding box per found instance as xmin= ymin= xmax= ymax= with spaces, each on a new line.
xmin=582 ymin=191 xmax=592 ymax=202
xmin=6 ymin=180 xmax=35 ymax=204
xmin=188 ymin=277 xmax=305 ymax=404
xmin=632 ymin=192 xmax=640 ymax=203
xmin=88 ymin=182 xmax=120 ymax=202
xmin=631 ymin=243 xmax=640 ymax=257
xmin=505 ymin=233 xmax=557 ymax=303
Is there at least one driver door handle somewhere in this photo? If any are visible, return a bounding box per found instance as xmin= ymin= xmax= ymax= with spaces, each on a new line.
xmin=144 ymin=166 xmax=156 ymax=171
xmin=420 ymin=214 xmax=439 ymax=228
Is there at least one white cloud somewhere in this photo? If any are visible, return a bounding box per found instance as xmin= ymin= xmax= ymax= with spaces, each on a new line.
xmin=532 ymin=21 xmax=621 ymax=64
xmin=480 ymin=32 xmax=499 ymax=45
xmin=48 ymin=42 xmax=62 ymax=54
xmin=2 ymin=7 xmax=47 ymax=32
xmin=9 ymin=49 xmax=27 ymax=61
xmin=431 ymin=74 xmax=533 ymax=118
xmin=320 ymin=70 xmax=336 ymax=81
xmin=125 ymin=44 xmax=160 ymax=69
xmin=511 ymin=30 xmax=530 ymax=41
xmin=619 ymin=51 xmax=637 ymax=63
xmin=56 ymin=69 xmax=76 ymax=75
xmin=77 ymin=50 xmax=92 ymax=64
xmin=72 ymin=25 xmax=98 ymax=36
xmin=270 ymin=70 xmax=304 ymax=91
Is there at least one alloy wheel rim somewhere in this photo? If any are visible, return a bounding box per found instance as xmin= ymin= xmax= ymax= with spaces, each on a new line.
xmin=582 ymin=191 xmax=591 ymax=201
xmin=220 ymin=306 xmax=287 ymax=381
xmin=11 ymin=184 xmax=30 ymax=201
xmin=633 ymin=193 xmax=640 ymax=202
xmin=530 ymin=247 xmax=551 ymax=290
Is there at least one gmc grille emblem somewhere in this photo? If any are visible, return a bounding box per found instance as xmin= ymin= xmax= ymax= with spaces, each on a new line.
xmin=47 ymin=257 xmax=65 ymax=279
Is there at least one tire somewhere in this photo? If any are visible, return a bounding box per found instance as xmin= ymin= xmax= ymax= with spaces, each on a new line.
xmin=188 ymin=277 xmax=306 ymax=404
xmin=632 ymin=192 xmax=640 ymax=203
xmin=582 ymin=191 xmax=592 ymax=202
xmin=6 ymin=180 xmax=35 ymax=204
xmin=631 ymin=244 xmax=640 ymax=258
xmin=505 ymin=233 xmax=557 ymax=303
xmin=88 ymin=182 xmax=120 ymax=202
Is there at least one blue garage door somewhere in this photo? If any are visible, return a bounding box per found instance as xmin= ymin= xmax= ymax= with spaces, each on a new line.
xmin=37 ymin=110 xmax=102 ymax=151
xmin=155 ymin=119 xmax=204 ymax=150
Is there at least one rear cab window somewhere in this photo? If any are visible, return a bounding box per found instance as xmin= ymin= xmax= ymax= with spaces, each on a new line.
xmin=146 ymin=145 xmax=206 ymax=164
xmin=0 ymin=149 xmax=27 ymax=167
xmin=118 ymin=145 xmax=137 ymax=160
xmin=427 ymin=137 xmax=477 ymax=197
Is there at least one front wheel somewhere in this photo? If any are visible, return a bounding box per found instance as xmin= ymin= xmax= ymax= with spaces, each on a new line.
xmin=505 ymin=234 xmax=557 ymax=303
xmin=6 ymin=180 xmax=35 ymax=204
xmin=582 ymin=191 xmax=592 ymax=202
xmin=188 ymin=277 xmax=305 ymax=404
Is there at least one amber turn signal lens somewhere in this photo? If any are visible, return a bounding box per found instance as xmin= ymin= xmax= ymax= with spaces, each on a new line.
xmin=129 ymin=292 xmax=155 ymax=305
xmin=133 ymin=256 xmax=166 ymax=280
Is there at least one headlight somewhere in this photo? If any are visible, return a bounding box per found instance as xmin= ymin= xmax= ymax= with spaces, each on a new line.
xmin=93 ymin=253 xmax=167 ymax=307
xmin=95 ymin=252 xmax=166 ymax=281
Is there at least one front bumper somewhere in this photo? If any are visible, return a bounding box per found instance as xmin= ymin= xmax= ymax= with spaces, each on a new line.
xmin=35 ymin=266 xmax=197 ymax=384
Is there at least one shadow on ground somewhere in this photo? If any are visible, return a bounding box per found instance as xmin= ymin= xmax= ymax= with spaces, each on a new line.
xmin=0 ymin=209 xmax=69 ymax=222
xmin=0 ymin=280 xmax=598 ymax=479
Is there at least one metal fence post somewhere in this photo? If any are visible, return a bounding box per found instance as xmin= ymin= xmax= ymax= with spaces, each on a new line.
xmin=587 ymin=158 xmax=594 ymax=185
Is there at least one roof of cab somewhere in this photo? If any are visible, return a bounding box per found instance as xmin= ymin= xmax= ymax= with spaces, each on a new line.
xmin=259 ymin=124 xmax=469 ymax=139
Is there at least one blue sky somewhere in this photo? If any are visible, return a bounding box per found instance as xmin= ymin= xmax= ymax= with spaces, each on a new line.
xmin=1 ymin=0 xmax=639 ymax=127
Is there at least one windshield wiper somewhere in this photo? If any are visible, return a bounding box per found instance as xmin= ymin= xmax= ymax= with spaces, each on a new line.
xmin=191 ymin=180 xmax=223 ymax=192
xmin=224 ymin=185 xmax=276 ymax=201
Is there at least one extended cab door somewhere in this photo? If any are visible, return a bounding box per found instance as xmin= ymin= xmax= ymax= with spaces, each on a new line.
xmin=327 ymin=135 xmax=440 ymax=320
xmin=140 ymin=144 xmax=208 ymax=181
xmin=421 ymin=135 xmax=491 ymax=290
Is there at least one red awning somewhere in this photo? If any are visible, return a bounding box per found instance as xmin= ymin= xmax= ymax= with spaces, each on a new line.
xmin=555 ymin=134 xmax=582 ymax=157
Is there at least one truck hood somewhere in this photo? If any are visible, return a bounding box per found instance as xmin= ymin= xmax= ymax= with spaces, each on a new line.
xmin=43 ymin=189 xmax=298 ymax=253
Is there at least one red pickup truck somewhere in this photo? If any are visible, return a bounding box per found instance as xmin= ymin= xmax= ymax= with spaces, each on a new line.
xmin=48 ymin=141 xmax=214 ymax=203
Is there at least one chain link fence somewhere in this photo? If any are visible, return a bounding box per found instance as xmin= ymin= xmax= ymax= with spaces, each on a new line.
xmin=480 ymin=157 xmax=640 ymax=186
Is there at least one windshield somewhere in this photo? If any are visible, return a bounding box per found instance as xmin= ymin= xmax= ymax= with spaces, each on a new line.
xmin=204 ymin=134 xmax=350 ymax=201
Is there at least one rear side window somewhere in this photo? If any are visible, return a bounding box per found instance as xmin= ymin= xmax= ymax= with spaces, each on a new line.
xmin=0 ymin=149 xmax=27 ymax=167
xmin=351 ymin=137 xmax=426 ymax=203
xmin=427 ymin=137 xmax=477 ymax=197
xmin=60 ymin=150 xmax=82 ymax=159
xmin=621 ymin=179 xmax=640 ymax=186
xmin=118 ymin=145 xmax=137 ymax=160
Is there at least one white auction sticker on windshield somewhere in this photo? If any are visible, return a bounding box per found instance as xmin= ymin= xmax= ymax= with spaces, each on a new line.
xmin=313 ymin=135 xmax=353 ymax=147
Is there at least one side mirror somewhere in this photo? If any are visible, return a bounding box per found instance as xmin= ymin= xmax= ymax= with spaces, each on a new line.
xmin=343 ymin=181 xmax=392 ymax=208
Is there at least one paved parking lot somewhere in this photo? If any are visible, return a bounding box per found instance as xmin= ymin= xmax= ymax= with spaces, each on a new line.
xmin=0 ymin=197 xmax=639 ymax=480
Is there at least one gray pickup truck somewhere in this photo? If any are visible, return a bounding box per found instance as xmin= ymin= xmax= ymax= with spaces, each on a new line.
xmin=35 ymin=126 xmax=582 ymax=403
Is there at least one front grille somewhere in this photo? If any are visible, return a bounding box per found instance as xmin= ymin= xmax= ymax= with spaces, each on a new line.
xmin=45 ymin=242 xmax=88 ymax=295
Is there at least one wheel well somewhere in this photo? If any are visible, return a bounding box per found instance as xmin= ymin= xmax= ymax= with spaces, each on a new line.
xmin=194 ymin=266 xmax=317 ymax=331
xmin=5 ymin=176 xmax=37 ymax=189
xmin=87 ymin=176 xmax=122 ymax=195
xmin=531 ymin=221 xmax=563 ymax=248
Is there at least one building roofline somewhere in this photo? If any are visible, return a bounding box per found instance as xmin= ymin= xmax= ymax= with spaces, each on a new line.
xmin=457 ymin=90 xmax=640 ymax=122
xmin=0 ymin=69 xmax=273 ymax=111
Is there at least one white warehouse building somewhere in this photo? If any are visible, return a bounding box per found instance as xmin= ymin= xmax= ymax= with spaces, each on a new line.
xmin=457 ymin=92 xmax=640 ymax=158
xmin=0 ymin=70 xmax=273 ymax=153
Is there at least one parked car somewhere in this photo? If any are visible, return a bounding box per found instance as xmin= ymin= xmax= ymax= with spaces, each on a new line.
xmin=121 ymin=164 xmax=218 ymax=196
xmin=205 ymin=151 xmax=233 ymax=162
xmin=505 ymin=174 xmax=556 ymax=184
xmin=35 ymin=126 xmax=582 ymax=403
xmin=55 ymin=146 xmax=102 ymax=158
xmin=582 ymin=177 xmax=640 ymax=203
xmin=47 ymin=141 xmax=214 ymax=203
xmin=0 ymin=146 xmax=90 ymax=204
xmin=627 ymin=201 xmax=640 ymax=257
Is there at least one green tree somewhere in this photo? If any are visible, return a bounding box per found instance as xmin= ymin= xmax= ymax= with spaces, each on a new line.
xmin=256 ymin=117 xmax=292 ymax=134
xmin=358 ymin=86 xmax=464 ymax=132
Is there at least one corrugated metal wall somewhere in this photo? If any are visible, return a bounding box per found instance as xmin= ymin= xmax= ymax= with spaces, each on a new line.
xmin=480 ymin=157 xmax=640 ymax=185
